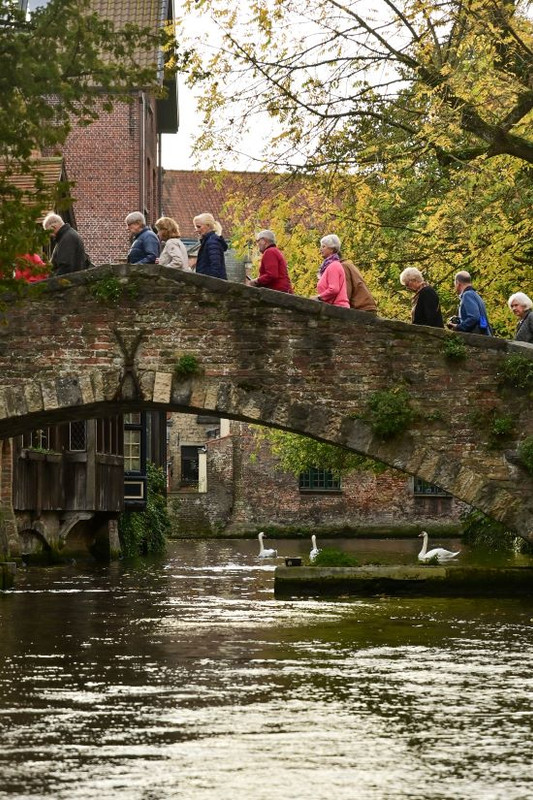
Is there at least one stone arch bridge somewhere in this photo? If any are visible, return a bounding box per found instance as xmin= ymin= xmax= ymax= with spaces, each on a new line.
xmin=0 ymin=264 xmax=532 ymax=540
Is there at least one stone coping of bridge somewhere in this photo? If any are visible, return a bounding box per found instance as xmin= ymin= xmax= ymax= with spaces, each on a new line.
xmin=7 ymin=262 xmax=533 ymax=359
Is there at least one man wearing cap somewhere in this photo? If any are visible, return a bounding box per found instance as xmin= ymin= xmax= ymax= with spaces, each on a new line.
xmin=247 ymin=230 xmax=293 ymax=293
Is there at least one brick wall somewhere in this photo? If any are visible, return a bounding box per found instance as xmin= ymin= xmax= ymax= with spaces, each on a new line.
xmin=56 ymin=93 xmax=159 ymax=265
xmin=167 ymin=420 xmax=464 ymax=536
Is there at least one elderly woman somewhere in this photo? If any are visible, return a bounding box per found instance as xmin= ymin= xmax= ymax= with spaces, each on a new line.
xmin=193 ymin=212 xmax=228 ymax=279
xmin=508 ymin=292 xmax=533 ymax=343
xmin=313 ymin=234 xmax=349 ymax=308
xmin=155 ymin=217 xmax=190 ymax=270
xmin=399 ymin=267 xmax=444 ymax=328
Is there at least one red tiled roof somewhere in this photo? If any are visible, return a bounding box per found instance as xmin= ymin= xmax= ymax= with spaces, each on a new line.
xmin=0 ymin=157 xmax=67 ymax=222
xmin=89 ymin=0 xmax=172 ymax=68
xmin=162 ymin=170 xmax=306 ymax=240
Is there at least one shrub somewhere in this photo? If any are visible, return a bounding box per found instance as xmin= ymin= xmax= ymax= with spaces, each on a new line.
xmin=311 ymin=547 xmax=359 ymax=567
xmin=87 ymin=276 xmax=122 ymax=306
xmin=498 ymin=354 xmax=533 ymax=390
xmin=460 ymin=508 xmax=531 ymax=553
xmin=518 ymin=436 xmax=533 ymax=475
xmin=367 ymin=387 xmax=413 ymax=439
xmin=489 ymin=413 xmax=515 ymax=445
xmin=444 ymin=335 xmax=467 ymax=361
xmin=118 ymin=463 xmax=171 ymax=558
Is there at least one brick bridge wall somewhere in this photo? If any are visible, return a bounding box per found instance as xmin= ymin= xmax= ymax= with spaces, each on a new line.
xmin=0 ymin=265 xmax=532 ymax=539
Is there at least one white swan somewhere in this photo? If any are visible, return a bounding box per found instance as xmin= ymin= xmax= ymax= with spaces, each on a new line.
xmin=418 ymin=531 xmax=460 ymax=564
xmin=257 ymin=532 xmax=277 ymax=558
xmin=310 ymin=534 xmax=321 ymax=562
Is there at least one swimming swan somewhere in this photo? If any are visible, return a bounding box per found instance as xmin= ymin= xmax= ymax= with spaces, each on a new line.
xmin=257 ymin=532 xmax=277 ymax=558
xmin=418 ymin=531 xmax=460 ymax=564
xmin=310 ymin=534 xmax=321 ymax=562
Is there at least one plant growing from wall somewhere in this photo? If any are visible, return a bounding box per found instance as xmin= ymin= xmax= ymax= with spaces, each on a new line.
xmin=443 ymin=335 xmax=467 ymax=362
xmin=518 ymin=437 xmax=533 ymax=475
xmin=498 ymin=355 xmax=533 ymax=390
xmin=489 ymin=414 xmax=515 ymax=447
xmin=469 ymin=407 xmax=517 ymax=449
xmin=174 ymin=354 xmax=201 ymax=379
xmin=118 ymin=462 xmax=171 ymax=558
xmin=87 ymin=276 xmax=122 ymax=306
xmin=367 ymin=387 xmax=414 ymax=439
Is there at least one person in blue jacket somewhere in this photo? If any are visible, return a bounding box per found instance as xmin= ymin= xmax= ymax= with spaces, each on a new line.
xmin=447 ymin=271 xmax=492 ymax=335
xmin=193 ymin=213 xmax=228 ymax=279
xmin=125 ymin=212 xmax=160 ymax=264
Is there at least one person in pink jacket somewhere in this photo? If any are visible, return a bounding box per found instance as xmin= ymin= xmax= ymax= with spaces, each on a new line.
xmin=313 ymin=234 xmax=349 ymax=307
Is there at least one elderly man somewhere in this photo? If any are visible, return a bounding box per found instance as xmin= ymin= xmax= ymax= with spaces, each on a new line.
xmin=247 ymin=229 xmax=293 ymax=293
xmin=125 ymin=211 xmax=160 ymax=264
xmin=42 ymin=213 xmax=90 ymax=275
xmin=448 ymin=271 xmax=492 ymax=335
xmin=399 ymin=267 xmax=443 ymax=328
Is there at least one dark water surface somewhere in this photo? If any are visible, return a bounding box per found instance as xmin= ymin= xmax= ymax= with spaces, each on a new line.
xmin=1 ymin=537 xmax=533 ymax=800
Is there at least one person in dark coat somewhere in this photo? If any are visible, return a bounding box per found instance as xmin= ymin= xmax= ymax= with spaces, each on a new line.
xmin=399 ymin=267 xmax=444 ymax=328
xmin=508 ymin=292 xmax=533 ymax=343
xmin=125 ymin=211 xmax=160 ymax=264
xmin=42 ymin=213 xmax=90 ymax=276
xmin=193 ymin=213 xmax=228 ymax=279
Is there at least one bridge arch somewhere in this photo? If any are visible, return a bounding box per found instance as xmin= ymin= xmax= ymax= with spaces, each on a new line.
xmin=0 ymin=265 xmax=532 ymax=539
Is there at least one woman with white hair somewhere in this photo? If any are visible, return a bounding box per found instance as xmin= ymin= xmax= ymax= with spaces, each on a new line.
xmin=313 ymin=234 xmax=349 ymax=308
xmin=508 ymin=292 xmax=533 ymax=343
xmin=399 ymin=266 xmax=444 ymax=328
xmin=193 ymin=212 xmax=227 ymax=279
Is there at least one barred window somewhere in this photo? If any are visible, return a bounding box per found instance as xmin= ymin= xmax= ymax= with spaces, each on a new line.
xmin=68 ymin=421 xmax=86 ymax=452
xmin=413 ymin=478 xmax=450 ymax=497
xmin=299 ymin=468 xmax=341 ymax=492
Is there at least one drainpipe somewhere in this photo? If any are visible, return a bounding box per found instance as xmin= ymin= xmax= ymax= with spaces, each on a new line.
xmin=140 ymin=91 xmax=146 ymax=215
xmin=158 ymin=133 xmax=162 ymax=218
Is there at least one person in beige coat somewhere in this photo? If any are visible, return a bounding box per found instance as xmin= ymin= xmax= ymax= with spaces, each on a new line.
xmin=155 ymin=217 xmax=190 ymax=270
xmin=341 ymin=259 xmax=378 ymax=314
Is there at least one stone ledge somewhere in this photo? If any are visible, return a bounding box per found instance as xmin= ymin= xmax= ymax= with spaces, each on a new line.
xmin=0 ymin=562 xmax=16 ymax=590
xmin=274 ymin=565 xmax=533 ymax=597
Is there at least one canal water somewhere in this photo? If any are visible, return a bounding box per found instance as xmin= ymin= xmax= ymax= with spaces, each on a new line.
xmin=1 ymin=537 xmax=533 ymax=800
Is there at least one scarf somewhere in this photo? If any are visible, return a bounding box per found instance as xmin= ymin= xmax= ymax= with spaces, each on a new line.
xmin=319 ymin=252 xmax=339 ymax=276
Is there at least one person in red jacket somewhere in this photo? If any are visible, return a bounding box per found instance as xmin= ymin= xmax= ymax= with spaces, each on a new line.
xmin=247 ymin=230 xmax=293 ymax=293
xmin=14 ymin=253 xmax=49 ymax=282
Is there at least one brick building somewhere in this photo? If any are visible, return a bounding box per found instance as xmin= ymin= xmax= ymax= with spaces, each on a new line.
xmin=0 ymin=0 xmax=176 ymax=560
xmin=47 ymin=0 xmax=178 ymax=265
xmin=167 ymin=416 xmax=464 ymax=537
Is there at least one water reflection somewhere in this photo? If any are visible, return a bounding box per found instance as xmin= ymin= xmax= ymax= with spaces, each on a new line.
xmin=1 ymin=538 xmax=532 ymax=800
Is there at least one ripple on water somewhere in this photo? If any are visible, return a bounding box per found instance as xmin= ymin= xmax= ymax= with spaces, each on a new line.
xmin=1 ymin=540 xmax=533 ymax=800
